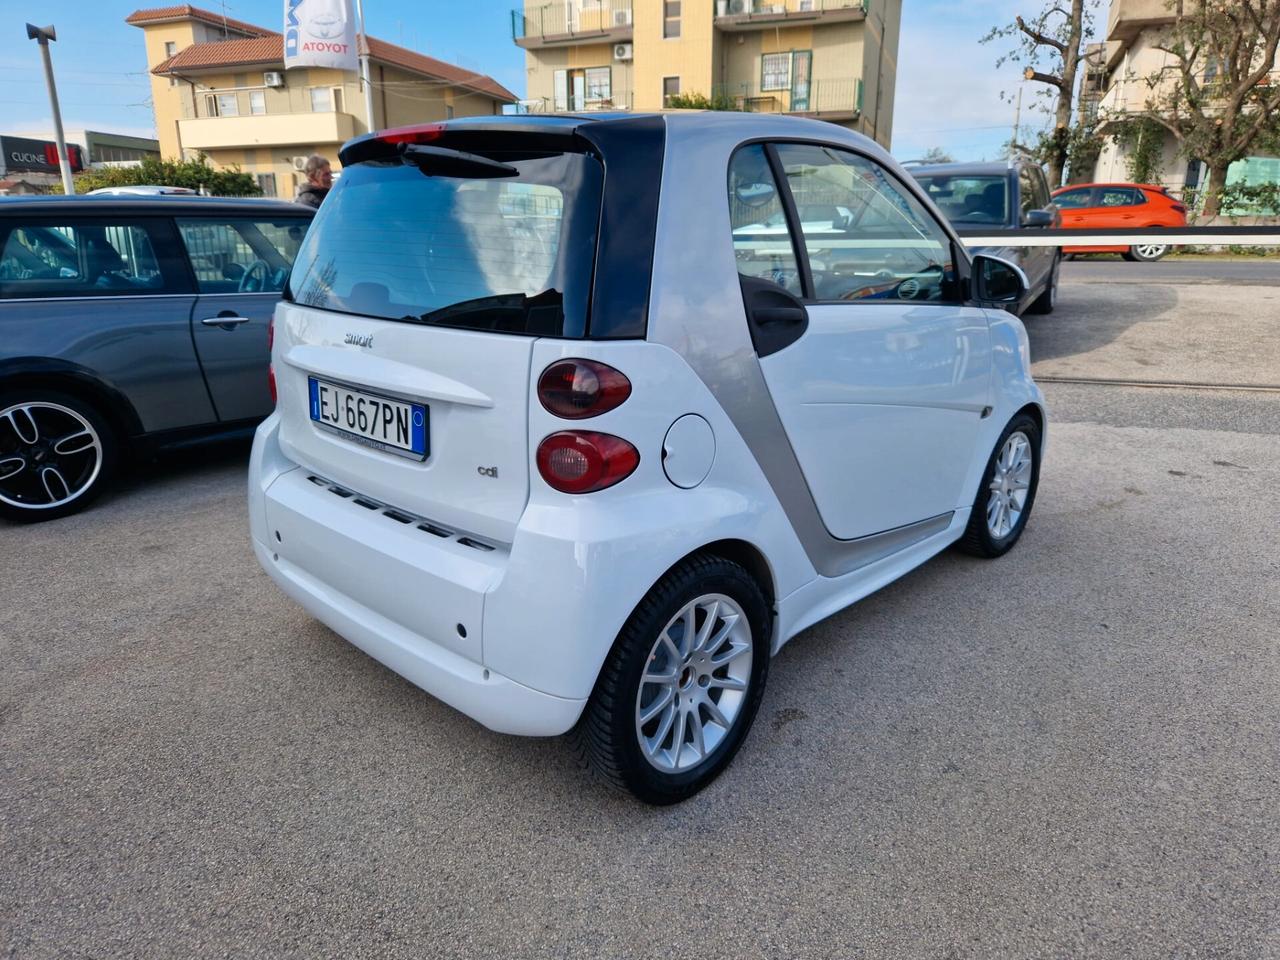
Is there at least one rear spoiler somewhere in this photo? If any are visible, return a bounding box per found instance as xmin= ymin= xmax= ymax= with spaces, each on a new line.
xmin=338 ymin=117 xmax=597 ymax=167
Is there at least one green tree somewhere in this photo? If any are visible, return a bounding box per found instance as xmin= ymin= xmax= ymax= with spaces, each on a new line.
xmin=1121 ymin=0 xmax=1280 ymax=217
xmin=984 ymin=0 xmax=1096 ymax=187
xmin=919 ymin=146 xmax=955 ymax=163
xmin=58 ymin=155 xmax=261 ymax=197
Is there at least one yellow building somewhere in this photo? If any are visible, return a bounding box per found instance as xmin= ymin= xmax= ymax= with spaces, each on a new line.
xmin=127 ymin=4 xmax=516 ymax=197
xmin=511 ymin=0 xmax=901 ymax=144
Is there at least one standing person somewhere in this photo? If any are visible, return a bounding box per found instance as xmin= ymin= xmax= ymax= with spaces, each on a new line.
xmin=295 ymin=154 xmax=333 ymax=208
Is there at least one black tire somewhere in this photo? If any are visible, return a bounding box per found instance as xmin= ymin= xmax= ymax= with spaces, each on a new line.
xmin=573 ymin=553 xmax=772 ymax=804
xmin=1025 ymin=253 xmax=1060 ymax=315
xmin=956 ymin=412 xmax=1042 ymax=558
xmin=0 ymin=389 xmax=117 ymax=523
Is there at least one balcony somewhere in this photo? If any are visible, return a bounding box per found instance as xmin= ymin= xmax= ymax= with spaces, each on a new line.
xmin=711 ymin=78 xmax=862 ymax=119
xmin=512 ymin=0 xmax=633 ymax=47
xmin=177 ymin=111 xmax=358 ymax=151
xmin=1107 ymin=0 xmax=1177 ymax=43
xmin=714 ymin=0 xmax=865 ymax=32
xmin=514 ymin=91 xmax=635 ymax=113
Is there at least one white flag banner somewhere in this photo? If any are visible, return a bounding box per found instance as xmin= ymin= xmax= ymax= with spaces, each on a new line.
xmin=284 ymin=0 xmax=359 ymax=72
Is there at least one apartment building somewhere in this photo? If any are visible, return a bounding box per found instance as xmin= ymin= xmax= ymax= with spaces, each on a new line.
xmin=128 ymin=5 xmax=516 ymax=197
xmin=511 ymin=0 xmax=901 ymax=145
xmin=1091 ymin=0 xmax=1278 ymax=194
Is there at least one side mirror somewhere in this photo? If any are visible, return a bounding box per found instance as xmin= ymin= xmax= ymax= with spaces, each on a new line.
xmin=1023 ymin=209 xmax=1054 ymax=228
xmin=972 ymin=254 xmax=1028 ymax=305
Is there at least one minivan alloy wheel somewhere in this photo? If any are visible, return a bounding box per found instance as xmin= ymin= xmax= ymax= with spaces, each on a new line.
xmin=986 ymin=430 xmax=1033 ymax=539
xmin=0 ymin=401 xmax=104 ymax=511
xmin=634 ymin=593 xmax=753 ymax=773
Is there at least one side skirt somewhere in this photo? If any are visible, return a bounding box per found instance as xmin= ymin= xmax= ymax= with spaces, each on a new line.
xmin=770 ymin=508 xmax=971 ymax=654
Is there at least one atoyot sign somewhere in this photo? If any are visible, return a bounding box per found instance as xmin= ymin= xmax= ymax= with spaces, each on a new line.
xmin=0 ymin=136 xmax=84 ymax=176
xmin=284 ymin=0 xmax=358 ymax=72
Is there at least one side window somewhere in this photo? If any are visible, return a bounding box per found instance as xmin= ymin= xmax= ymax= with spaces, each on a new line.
xmin=773 ymin=143 xmax=959 ymax=303
xmin=0 ymin=220 xmax=179 ymax=298
xmin=1033 ymin=169 xmax=1052 ymax=209
xmin=727 ymin=144 xmax=803 ymax=298
xmin=177 ymin=218 xmax=307 ymax=293
xmin=1018 ymin=167 xmax=1038 ymax=218
xmin=1099 ymin=187 xmax=1144 ymax=207
xmin=1052 ymin=188 xmax=1094 ymax=209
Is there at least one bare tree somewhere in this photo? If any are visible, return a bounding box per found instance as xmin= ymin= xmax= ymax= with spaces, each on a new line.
xmin=984 ymin=0 xmax=1093 ymax=187
xmin=919 ymin=147 xmax=955 ymax=163
xmin=1126 ymin=0 xmax=1280 ymax=216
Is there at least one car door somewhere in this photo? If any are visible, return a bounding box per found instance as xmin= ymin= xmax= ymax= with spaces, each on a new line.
xmin=730 ymin=143 xmax=992 ymax=541
xmin=1017 ymin=165 xmax=1053 ymax=291
xmin=177 ymin=215 xmax=309 ymax=422
xmin=0 ymin=215 xmax=212 ymax=432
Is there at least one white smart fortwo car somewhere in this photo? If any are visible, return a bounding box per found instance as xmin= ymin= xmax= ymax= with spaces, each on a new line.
xmin=250 ymin=112 xmax=1045 ymax=803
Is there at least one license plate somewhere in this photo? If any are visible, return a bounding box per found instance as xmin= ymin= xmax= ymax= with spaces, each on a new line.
xmin=308 ymin=377 xmax=428 ymax=460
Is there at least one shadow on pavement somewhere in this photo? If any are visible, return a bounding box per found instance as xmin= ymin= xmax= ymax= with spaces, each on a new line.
xmin=1023 ymin=282 xmax=1180 ymax=365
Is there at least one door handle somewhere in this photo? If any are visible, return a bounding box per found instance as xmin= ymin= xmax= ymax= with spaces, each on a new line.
xmin=201 ymin=315 xmax=250 ymax=327
xmin=754 ymin=306 xmax=807 ymax=325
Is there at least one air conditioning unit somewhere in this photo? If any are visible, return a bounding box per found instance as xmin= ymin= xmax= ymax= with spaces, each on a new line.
xmin=612 ymin=8 xmax=632 ymax=25
xmin=613 ymin=42 xmax=633 ymax=61
xmin=292 ymin=156 xmax=308 ymax=172
xmin=263 ymin=71 xmax=284 ymax=87
xmin=728 ymin=0 xmax=750 ymax=14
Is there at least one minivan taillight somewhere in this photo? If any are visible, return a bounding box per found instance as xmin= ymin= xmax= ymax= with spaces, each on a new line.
xmin=536 ymin=431 xmax=638 ymax=494
xmin=268 ymin=365 xmax=277 ymax=406
xmin=538 ymin=359 xmax=631 ymax=419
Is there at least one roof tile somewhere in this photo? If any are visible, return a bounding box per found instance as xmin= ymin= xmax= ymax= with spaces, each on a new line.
xmin=136 ymin=7 xmax=515 ymax=103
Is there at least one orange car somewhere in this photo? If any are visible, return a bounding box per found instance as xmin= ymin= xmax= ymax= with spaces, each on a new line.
xmin=1050 ymin=182 xmax=1188 ymax=261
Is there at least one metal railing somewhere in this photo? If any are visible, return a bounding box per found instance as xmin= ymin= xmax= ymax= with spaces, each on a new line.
xmin=956 ymin=226 xmax=1280 ymax=247
xmin=511 ymin=0 xmax=633 ymax=40
xmin=513 ymin=91 xmax=635 ymax=113
xmin=711 ymin=78 xmax=861 ymax=115
xmin=713 ymin=0 xmax=864 ymax=16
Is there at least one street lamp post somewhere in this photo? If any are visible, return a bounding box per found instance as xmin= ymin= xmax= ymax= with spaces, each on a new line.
xmin=354 ymin=0 xmax=376 ymax=133
xmin=25 ymin=23 xmax=75 ymax=195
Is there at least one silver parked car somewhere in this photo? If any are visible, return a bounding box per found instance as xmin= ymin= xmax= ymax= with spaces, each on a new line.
xmin=0 ymin=195 xmax=313 ymax=522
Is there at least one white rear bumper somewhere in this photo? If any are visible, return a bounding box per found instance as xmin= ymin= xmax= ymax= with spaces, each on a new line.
xmin=249 ymin=416 xmax=586 ymax=737
xmin=252 ymin=538 xmax=584 ymax=736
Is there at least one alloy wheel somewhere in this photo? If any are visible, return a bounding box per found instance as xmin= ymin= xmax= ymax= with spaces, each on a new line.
xmin=0 ymin=402 xmax=104 ymax=511
xmin=634 ymin=593 xmax=753 ymax=773
xmin=1135 ymin=243 xmax=1168 ymax=260
xmin=986 ymin=430 xmax=1033 ymax=539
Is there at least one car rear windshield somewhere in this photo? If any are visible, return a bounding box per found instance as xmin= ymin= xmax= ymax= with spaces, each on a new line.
xmin=913 ymin=174 xmax=1010 ymax=226
xmin=288 ymin=150 xmax=603 ymax=336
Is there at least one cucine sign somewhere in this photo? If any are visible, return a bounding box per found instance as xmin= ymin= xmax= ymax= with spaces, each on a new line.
xmin=0 ymin=136 xmax=84 ymax=176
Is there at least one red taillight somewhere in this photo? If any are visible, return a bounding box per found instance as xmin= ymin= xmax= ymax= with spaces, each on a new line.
xmin=375 ymin=122 xmax=446 ymax=146
xmin=1171 ymin=203 xmax=1187 ymax=214
xmin=268 ymin=364 xmax=277 ymax=406
xmin=537 ymin=359 xmax=631 ymax=419
xmin=536 ymin=431 xmax=639 ymax=494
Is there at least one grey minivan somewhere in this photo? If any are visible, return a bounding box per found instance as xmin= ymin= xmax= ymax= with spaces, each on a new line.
xmin=0 ymin=195 xmax=313 ymax=522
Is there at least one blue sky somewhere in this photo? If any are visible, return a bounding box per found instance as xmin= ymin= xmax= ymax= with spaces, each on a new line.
xmin=0 ymin=0 xmax=1070 ymax=161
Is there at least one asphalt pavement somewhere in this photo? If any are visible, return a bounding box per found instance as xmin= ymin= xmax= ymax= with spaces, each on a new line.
xmin=1063 ymin=254 xmax=1280 ymax=285
xmin=2 ymin=264 xmax=1278 ymax=959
